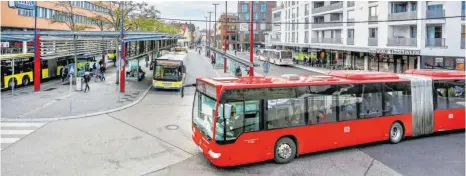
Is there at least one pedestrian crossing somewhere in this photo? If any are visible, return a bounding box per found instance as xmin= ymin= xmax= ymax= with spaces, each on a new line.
xmin=1 ymin=122 xmax=47 ymax=150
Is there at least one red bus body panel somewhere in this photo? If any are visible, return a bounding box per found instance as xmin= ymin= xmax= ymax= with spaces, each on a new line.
xmin=192 ymin=70 xmax=464 ymax=167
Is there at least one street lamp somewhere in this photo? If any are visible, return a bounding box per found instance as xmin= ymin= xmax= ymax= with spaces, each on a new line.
xmin=213 ymin=3 xmax=219 ymax=49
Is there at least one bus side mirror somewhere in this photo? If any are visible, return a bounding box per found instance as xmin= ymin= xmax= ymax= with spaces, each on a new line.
xmin=224 ymin=104 xmax=232 ymax=119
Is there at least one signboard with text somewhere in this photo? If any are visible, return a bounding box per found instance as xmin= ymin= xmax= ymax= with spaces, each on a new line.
xmin=8 ymin=1 xmax=35 ymax=10
xmin=369 ymin=49 xmax=420 ymax=56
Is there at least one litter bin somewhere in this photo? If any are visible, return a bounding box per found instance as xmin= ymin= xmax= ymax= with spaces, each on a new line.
xmin=76 ymin=77 xmax=83 ymax=91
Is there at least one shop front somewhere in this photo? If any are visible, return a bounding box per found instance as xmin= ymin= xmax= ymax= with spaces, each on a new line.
xmin=421 ymin=56 xmax=465 ymax=71
xmin=369 ymin=48 xmax=420 ymax=73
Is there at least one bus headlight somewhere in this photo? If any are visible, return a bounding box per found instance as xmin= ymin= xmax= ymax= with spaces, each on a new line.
xmin=208 ymin=150 xmax=221 ymax=159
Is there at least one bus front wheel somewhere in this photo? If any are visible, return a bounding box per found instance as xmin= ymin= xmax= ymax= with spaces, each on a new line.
xmin=274 ymin=137 xmax=296 ymax=164
xmin=389 ymin=122 xmax=404 ymax=144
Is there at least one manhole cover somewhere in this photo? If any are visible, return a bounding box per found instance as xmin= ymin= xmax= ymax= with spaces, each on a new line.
xmin=165 ymin=125 xmax=179 ymax=130
xmin=44 ymin=88 xmax=56 ymax=91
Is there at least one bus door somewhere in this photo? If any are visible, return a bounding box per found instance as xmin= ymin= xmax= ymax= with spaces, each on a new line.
xmin=222 ymin=100 xmax=265 ymax=163
xmin=47 ymin=59 xmax=58 ymax=78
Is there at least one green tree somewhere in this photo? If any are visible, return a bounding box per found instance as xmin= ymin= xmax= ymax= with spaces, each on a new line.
xmin=49 ymin=2 xmax=92 ymax=31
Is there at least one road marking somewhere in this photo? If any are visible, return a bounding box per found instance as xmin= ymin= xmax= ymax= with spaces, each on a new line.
xmin=1 ymin=138 xmax=20 ymax=144
xmin=2 ymin=130 xmax=35 ymax=135
xmin=1 ymin=122 xmax=45 ymax=128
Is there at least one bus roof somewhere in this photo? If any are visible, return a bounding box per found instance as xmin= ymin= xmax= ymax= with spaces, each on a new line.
xmin=157 ymin=53 xmax=187 ymax=61
xmin=199 ymin=71 xmax=409 ymax=89
xmin=404 ymin=69 xmax=465 ymax=79
xmin=0 ymin=53 xmax=34 ymax=60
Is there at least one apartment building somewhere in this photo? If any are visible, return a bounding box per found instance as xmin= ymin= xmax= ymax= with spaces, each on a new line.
xmin=237 ymin=1 xmax=276 ymax=50
xmin=216 ymin=13 xmax=240 ymax=50
xmin=269 ymin=1 xmax=465 ymax=72
xmin=1 ymin=1 xmax=113 ymax=32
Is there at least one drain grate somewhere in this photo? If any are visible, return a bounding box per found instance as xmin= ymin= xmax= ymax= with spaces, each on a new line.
xmin=165 ymin=125 xmax=179 ymax=130
xmin=44 ymin=88 xmax=56 ymax=91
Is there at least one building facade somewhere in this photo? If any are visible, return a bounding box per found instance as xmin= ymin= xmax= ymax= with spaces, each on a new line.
xmin=1 ymin=1 xmax=113 ymax=32
xmin=268 ymin=1 xmax=465 ymax=72
xmin=216 ymin=13 xmax=239 ymax=50
xmin=237 ymin=1 xmax=276 ymax=51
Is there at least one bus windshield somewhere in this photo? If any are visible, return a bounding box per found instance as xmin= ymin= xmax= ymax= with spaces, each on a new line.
xmin=281 ymin=51 xmax=292 ymax=59
xmin=153 ymin=61 xmax=182 ymax=81
xmin=193 ymin=92 xmax=215 ymax=141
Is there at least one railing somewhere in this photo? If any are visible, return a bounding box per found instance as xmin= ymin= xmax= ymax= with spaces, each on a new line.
xmin=426 ymin=9 xmax=445 ymax=19
xmin=387 ymin=38 xmax=417 ymax=47
xmin=270 ymin=38 xmax=281 ymax=42
xmin=425 ymin=38 xmax=445 ymax=47
xmin=461 ymin=38 xmax=465 ymax=49
xmin=368 ymin=38 xmax=378 ymax=46
xmin=388 ymin=11 xmax=417 ymax=21
xmin=347 ymin=1 xmax=355 ymax=7
xmin=347 ymin=38 xmax=354 ymax=45
xmin=311 ymin=38 xmax=342 ymax=44
xmin=368 ymin=16 xmax=378 ymax=24
xmin=312 ymin=2 xmax=343 ymax=14
xmin=347 ymin=18 xmax=355 ymax=26
xmin=369 ymin=1 xmax=377 ymax=3
xmin=312 ymin=20 xmax=343 ymax=28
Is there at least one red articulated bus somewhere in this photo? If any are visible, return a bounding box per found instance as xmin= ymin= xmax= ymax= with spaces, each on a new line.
xmin=190 ymin=70 xmax=465 ymax=167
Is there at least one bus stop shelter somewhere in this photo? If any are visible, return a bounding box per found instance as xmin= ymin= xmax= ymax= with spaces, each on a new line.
xmin=1 ymin=31 xmax=183 ymax=93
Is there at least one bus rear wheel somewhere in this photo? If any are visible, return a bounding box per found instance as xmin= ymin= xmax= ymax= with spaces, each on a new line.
xmin=8 ymin=78 xmax=17 ymax=89
xmin=274 ymin=137 xmax=296 ymax=164
xmin=389 ymin=122 xmax=404 ymax=144
xmin=22 ymin=76 xmax=30 ymax=86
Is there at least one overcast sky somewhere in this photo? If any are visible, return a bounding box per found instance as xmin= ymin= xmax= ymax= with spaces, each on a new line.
xmin=148 ymin=1 xmax=239 ymax=30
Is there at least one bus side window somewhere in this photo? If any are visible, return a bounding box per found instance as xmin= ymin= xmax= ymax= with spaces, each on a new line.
xmin=308 ymin=85 xmax=337 ymax=124
xmin=435 ymin=80 xmax=466 ymax=109
xmin=244 ymin=101 xmax=260 ymax=132
xmin=337 ymin=84 xmax=359 ymax=121
xmin=225 ymin=101 xmax=245 ymax=140
xmin=359 ymin=83 xmax=383 ymax=118
xmin=383 ymin=82 xmax=412 ymax=116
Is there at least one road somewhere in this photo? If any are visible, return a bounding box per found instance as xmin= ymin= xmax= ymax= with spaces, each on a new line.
xmin=1 ymin=50 xmax=464 ymax=176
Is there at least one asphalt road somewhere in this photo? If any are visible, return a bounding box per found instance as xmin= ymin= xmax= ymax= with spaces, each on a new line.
xmin=1 ymin=50 xmax=464 ymax=176
xmin=233 ymin=52 xmax=320 ymax=76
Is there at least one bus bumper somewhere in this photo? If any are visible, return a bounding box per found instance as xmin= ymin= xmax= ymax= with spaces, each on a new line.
xmin=152 ymin=86 xmax=181 ymax=90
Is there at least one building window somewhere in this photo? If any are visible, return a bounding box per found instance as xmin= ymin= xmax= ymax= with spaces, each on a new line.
xmin=410 ymin=26 xmax=417 ymax=38
xmin=304 ymin=31 xmax=309 ymax=43
xmin=369 ymin=28 xmax=378 ymax=38
xmin=304 ymin=18 xmax=309 ymax=29
xmin=392 ymin=2 xmax=408 ymax=13
xmin=348 ymin=29 xmax=354 ymax=38
xmin=254 ymin=13 xmax=259 ymax=20
xmin=262 ymin=12 xmax=267 ymax=21
xmin=260 ymin=3 xmax=267 ymax=12
xmin=245 ymin=13 xmax=250 ymax=21
xmin=411 ymin=2 xmax=417 ymax=11
xmin=369 ymin=6 xmax=378 ymax=16
xmin=348 ymin=10 xmax=355 ymax=19
xmin=242 ymin=4 xmax=248 ymax=12
xmin=305 ymin=4 xmax=309 ymax=16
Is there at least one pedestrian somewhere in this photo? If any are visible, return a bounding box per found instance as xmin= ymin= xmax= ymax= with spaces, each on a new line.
xmin=61 ymin=65 xmax=67 ymax=82
xmin=84 ymin=70 xmax=91 ymax=93
xmin=145 ymin=56 xmax=149 ymax=67
xmin=100 ymin=64 xmax=106 ymax=81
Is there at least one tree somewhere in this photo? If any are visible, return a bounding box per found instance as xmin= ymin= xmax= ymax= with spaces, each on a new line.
xmin=49 ymin=2 xmax=92 ymax=31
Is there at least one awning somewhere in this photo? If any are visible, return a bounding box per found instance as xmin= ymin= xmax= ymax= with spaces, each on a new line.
xmin=0 ymin=35 xmax=34 ymax=41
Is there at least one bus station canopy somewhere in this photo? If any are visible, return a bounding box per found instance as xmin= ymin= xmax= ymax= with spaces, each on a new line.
xmin=0 ymin=35 xmax=33 ymax=41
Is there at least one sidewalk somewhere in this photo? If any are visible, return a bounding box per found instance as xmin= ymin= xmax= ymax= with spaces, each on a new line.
xmin=1 ymin=65 xmax=152 ymax=121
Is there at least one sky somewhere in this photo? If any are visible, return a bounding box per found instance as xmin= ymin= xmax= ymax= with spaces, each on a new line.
xmin=148 ymin=1 xmax=239 ymax=31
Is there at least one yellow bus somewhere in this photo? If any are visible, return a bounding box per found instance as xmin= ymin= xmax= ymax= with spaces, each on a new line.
xmin=0 ymin=53 xmax=74 ymax=89
xmin=152 ymin=52 xmax=187 ymax=90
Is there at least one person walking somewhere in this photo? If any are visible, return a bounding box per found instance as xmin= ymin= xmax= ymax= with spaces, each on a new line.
xmin=100 ymin=63 xmax=106 ymax=81
xmin=61 ymin=65 xmax=68 ymax=82
xmin=84 ymin=69 xmax=91 ymax=93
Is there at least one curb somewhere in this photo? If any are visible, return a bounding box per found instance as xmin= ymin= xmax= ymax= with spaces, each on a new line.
xmin=1 ymin=85 xmax=152 ymax=122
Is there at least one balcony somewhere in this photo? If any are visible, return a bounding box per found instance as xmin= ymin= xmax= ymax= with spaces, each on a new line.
xmin=426 ymin=9 xmax=445 ymax=19
xmin=347 ymin=18 xmax=355 ymax=26
xmin=425 ymin=38 xmax=445 ymax=47
xmin=270 ymin=38 xmax=281 ymax=43
xmin=387 ymin=38 xmax=417 ymax=47
xmin=388 ymin=11 xmax=417 ymax=21
xmin=311 ymin=38 xmax=342 ymax=44
xmin=272 ymin=5 xmax=283 ymax=12
xmin=312 ymin=20 xmax=343 ymax=29
xmin=461 ymin=38 xmax=465 ymax=49
xmin=347 ymin=1 xmax=355 ymax=7
xmin=368 ymin=16 xmax=378 ymax=24
xmin=347 ymin=38 xmax=354 ymax=45
xmin=368 ymin=38 xmax=378 ymax=46
xmin=312 ymin=2 xmax=343 ymax=14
